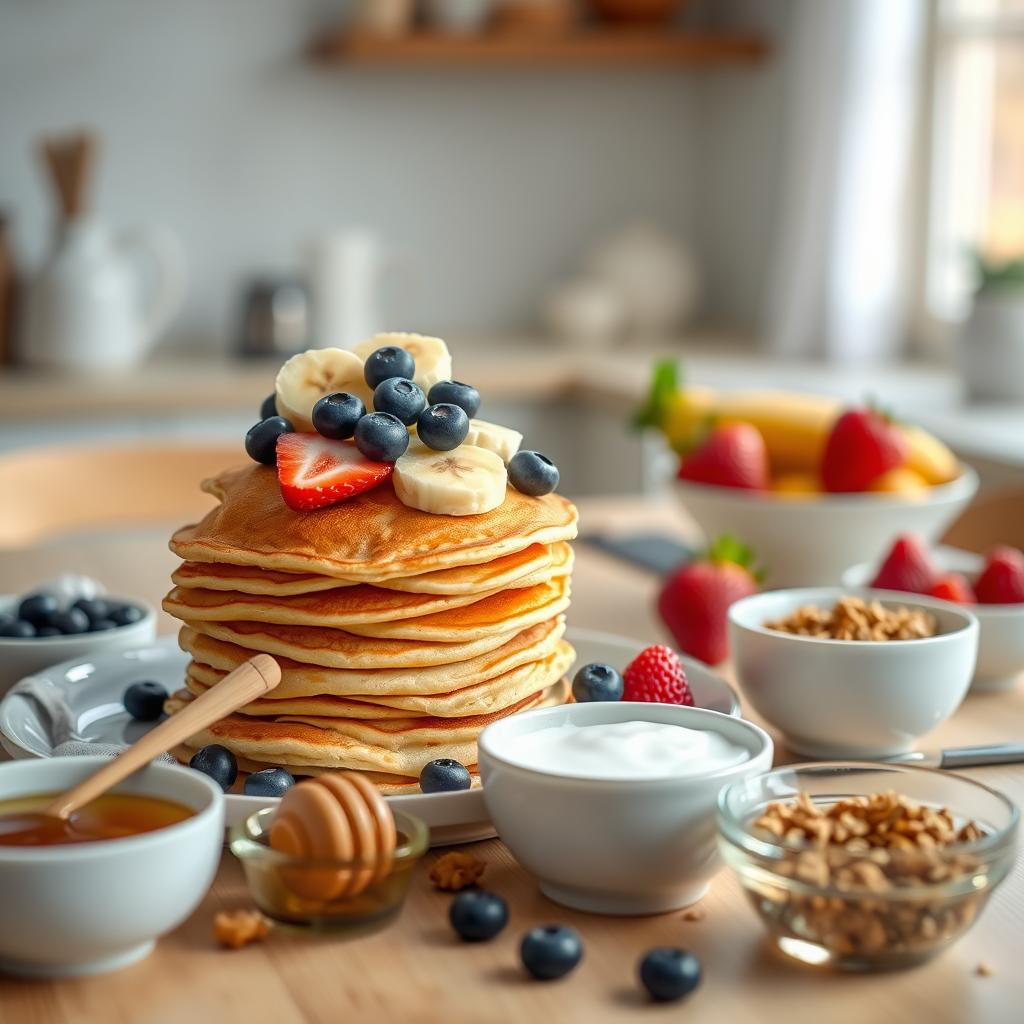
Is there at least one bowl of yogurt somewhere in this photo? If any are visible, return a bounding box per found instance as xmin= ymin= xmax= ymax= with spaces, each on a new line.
xmin=478 ymin=703 xmax=773 ymax=916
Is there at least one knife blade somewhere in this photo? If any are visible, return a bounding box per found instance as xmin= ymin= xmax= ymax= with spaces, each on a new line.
xmin=880 ymin=743 xmax=1024 ymax=769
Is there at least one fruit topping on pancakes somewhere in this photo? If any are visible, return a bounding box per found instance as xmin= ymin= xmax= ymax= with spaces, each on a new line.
xmin=276 ymin=434 xmax=393 ymax=512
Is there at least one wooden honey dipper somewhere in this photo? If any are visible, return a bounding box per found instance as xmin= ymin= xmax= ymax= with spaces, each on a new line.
xmin=269 ymin=773 xmax=397 ymax=901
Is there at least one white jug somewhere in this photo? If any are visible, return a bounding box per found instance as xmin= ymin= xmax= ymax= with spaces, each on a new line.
xmin=26 ymin=218 xmax=186 ymax=371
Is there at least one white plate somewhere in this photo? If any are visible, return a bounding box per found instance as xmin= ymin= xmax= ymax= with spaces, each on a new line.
xmin=0 ymin=627 xmax=738 ymax=845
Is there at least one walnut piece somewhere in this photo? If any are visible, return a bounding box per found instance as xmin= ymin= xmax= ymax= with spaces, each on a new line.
xmin=214 ymin=909 xmax=271 ymax=949
xmin=428 ymin=851 xmax=486 ymax=891
xmin=765 ymin=596 xmax=937 ymax=641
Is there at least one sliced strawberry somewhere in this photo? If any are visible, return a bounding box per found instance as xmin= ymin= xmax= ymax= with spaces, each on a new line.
xmin=870 ymin=534 xmax=936 ymax=594
xmin=928 ymin=573 xmax=976 ymax=604
xmin=677 ymin=422 xmax=769 ymax=491
xmin=276 ymin=433 xmax=392 ymax=511
xmin=821 ymin=407 xmax=908 ymax=492
xmin=975 ymin=546 xmax=1024 ymax=604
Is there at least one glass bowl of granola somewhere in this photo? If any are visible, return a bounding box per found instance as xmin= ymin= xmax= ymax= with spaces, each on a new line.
xmin=718 ymin=763 xmax=1018 ymax=971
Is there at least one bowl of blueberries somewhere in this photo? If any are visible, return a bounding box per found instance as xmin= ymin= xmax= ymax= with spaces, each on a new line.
xmin=0 ymin=576 xmax=156 ymax=697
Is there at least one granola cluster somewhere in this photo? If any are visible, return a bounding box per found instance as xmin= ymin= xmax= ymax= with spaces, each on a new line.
xmin=213 ymin=909 xmax=271 ymax=949
xmin=765 ymin=596 xmax=937 ymax=641
xmin=747 ymin=791 xmax=987 ymax=963
xmin=428 ymin=851 xmax=486 ymax=892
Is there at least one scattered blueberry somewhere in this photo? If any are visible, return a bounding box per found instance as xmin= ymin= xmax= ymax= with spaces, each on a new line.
xmin=35 ymin=626 xmax=62 ymax=637
xmin=364 ymin=346 xmax=415 ymax=389
xmin=420 ymin=758 xmax=472 ymax=794
xmin=416 ymin=403 xmax=469 ymax=452
xmin=571 ymin=662 xmax=624 ymax=703
xmin=89 ymin=618 xmax=118 ymax=632
xmin=354 ymin=411 xmax=410 ymax=462
xmin=508 ymin=451 xmax=559 ymax=497
xmin=124 ymin=680 xmax=168 ymax=722
xmin=245 ymin=416 xmax=294 ymax=466
xmin=427 ymin=380 xmax=480 ymax=419
xmin=189 ymin=744 xmax=238 ymax=792
xmin=638 ymin=948 xmax=701 ymax=1002
xmin=50 ymin=608 xmax=91 ymax=635
xmin=244 ymin=767 xmax=295 ymax=797
xmin=312 ymin=391 xmax=366 ymax=441
xmin=373 ymin=377 xmax=426 ymax=426
xmin=520 ymin=925 xmax=583 ymax=981
xmin=0 ymin=619 xmax=36 ymax=638
xmin=449 ymin=890 xmax=508 ymax=942
xmin=72 ymin=598 xmax=110 ymax=624
xmin=17 ymin=593 xmax=58 ymax=628
xmin=109 ymin=604 xmax=144 ymax=627
xmin=260 ymin=393 xmax=278 ymax=420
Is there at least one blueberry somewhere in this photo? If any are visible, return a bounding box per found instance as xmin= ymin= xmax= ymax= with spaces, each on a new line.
xmin=427 ymin=380 xmax=480 ymax=419
xmin=109 ymin=604 xmax=144 ymax=627
xmin=72 ymin=598 xmax=110 ymax=624
xmin=416 ymin=404 xmax=469 ymax=452
xmin=50 ymin=608 xmax=91 ymax=635
xmin=189 ymin=744 xmax=238 ymax=792
xmin=364 ymin=346 xmax=415 ymax=389
xmin=354 ymin=412 xmax=410 ymax=462
xmin=449 ymin=890 xmax=508 ymax=942
xmin=18 ymin=593 xmax=58 ymax=627
xmin=571 ymin=662 xmax=624 ymax=703
xmin=89 ymin=618 xmax=117 ymax=632
xmin=36 ymin=626 xmax=62 ymax=637
xmin=245 ymin=416 xmax=294 ymax=466
xmin=520 ymin=925 xmax=583 ymax=981
xmin=0 ymin=619 xmax=36 ymax=638
xmin=373 ymin=378 xmax=426 ymax=426
xmin=312 ymin=391 xmax=366 ymax=441
xmin=638 ymin=948 xmax=701 ymax=1002
xmin=508 ymin=451 xmax=559 ymax=497
xmin=124 ymin=680 xmax=168 ymax=722
xmin=260 ymin=393 xmax=278 ymax=420
xmin=419 ymin=758 xmax=472 ymax=794
xmin=244 ymin=767 xmax=295 ymax=797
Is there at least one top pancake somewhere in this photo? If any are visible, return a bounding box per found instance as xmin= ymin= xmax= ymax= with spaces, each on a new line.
xmin=170 ymin=464 xmax=578 ymax=583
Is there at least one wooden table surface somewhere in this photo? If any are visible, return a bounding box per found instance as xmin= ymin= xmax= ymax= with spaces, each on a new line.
xmin=1 ymin=497 xmax=1022 ymax=1024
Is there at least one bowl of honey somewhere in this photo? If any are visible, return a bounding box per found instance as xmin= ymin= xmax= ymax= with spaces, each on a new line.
xmin=0 ymin=755 xmax=224 ymax=977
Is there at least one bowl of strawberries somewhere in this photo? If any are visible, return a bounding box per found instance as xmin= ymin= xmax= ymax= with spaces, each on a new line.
xmin=844 ymin=535 xmax=1024 ymax=691
xmin=635 ymin=363 xmax=978 ymax=587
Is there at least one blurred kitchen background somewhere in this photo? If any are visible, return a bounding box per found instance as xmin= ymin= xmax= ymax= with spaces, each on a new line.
xmin=1 ymin=0 xmax=1022 ymax=496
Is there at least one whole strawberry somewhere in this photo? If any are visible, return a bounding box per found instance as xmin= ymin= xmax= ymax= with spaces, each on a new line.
xmin=657 ymin=536 xmax=760 ymax=665
xmin=821 ymin=407 xmax=908 ymax=492
xmin=677 ymin=422 xmax=769 ymax=491
xmin=870 ymin=534 xmax=936 ymax=594
xmin=623 ymin=645 xmax=694 ymax=705
xmin=975 ymin=546 xmax=1024 ymax=604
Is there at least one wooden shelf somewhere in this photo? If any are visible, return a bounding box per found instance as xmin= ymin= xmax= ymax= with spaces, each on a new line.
xmin=310 ymin=29 xmax=768 ymax=68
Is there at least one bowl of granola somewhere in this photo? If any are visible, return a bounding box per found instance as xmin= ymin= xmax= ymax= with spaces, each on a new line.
xmin=717 ymin=763 xmax=1018 ymax=971
xmin=728 ymin=589 xmax=979 ymax=758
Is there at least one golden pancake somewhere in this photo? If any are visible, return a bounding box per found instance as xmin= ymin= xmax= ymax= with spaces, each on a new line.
xmin=185 ymin=640 xmax=574 ymax=718
xmin=231 ymin=758 xmax=466 ymax=795
xmin=178 ymin=618 xmax=567 ymax=697
xmin=171 ymin=542 xmax=571 ymax=597
xmin=343 ymin=577 xmax=571 ymax=641
xmin=170 ymin=464 xmax=578 ymax=582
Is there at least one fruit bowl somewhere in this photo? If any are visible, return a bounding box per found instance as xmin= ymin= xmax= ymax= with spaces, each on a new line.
xmin=675 ymin=466 xmax=978 ymax=588
xmin=844 ymin=545 xmax=1024 ymax=692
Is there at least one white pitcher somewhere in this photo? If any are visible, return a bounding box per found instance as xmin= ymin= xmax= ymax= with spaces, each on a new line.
xmin=26 ymin=218 xmax=186 ymax=372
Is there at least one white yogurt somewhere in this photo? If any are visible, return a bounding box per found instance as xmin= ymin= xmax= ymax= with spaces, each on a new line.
xmin=500 ymin=720 xmax=750 ymax=780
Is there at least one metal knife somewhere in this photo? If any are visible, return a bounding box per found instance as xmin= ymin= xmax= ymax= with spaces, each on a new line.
xmin=880 ymin=743 xmax=1024 ymax=769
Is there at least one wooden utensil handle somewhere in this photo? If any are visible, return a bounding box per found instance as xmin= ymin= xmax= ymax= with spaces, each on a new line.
xmin=46 ymin=654 xmax=281 ymax=820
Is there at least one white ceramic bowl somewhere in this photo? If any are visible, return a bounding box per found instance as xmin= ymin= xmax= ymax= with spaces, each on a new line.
xmin=676 ymin=466 xmax=978 ymax=587
xmin=0 ymin=594 xmax=156 ymax=698
xmin=844 ymin=545 xmax=1024 ymax=692
xmin=729 ymin=588 xmax=979 ymax=759
xmin=0 ymin=756 xmax=223 ymax=978
xmin=478 ymin=702 xmax=773 ymax=916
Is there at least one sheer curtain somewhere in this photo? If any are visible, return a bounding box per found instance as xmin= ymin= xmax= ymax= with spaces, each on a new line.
xmin=763 ymin=0 xmax=928 ymax=364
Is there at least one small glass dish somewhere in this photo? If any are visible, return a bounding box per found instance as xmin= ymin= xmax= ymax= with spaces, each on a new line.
xmin=718 ymin=763 xmax=1018 ymax=971
xmin=230 ymin=807 xmax=428 ymax=935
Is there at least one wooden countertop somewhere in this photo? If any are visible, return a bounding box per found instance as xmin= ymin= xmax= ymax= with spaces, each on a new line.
xmin=0 ymin=497 xmax=1021 ymax=1023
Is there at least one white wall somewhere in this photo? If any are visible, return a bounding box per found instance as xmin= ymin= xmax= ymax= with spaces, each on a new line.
xmin=0 ymin=0 xmax=713 ymax=346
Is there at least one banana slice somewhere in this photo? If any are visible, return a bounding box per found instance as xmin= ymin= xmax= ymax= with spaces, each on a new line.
xmin=275 ymin=348 xmax=372 ymax=432
xmin=393 ymin=442 xmax=507 ymax=516
xmin=464 ymin=419 xmax=523 ymax=463
xmin=353 ymin=333 xmax=452 ymax=391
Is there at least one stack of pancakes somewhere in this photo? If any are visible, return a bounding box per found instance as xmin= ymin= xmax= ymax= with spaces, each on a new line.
xmin=162 ymin=464 xmax=578 ymax=792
